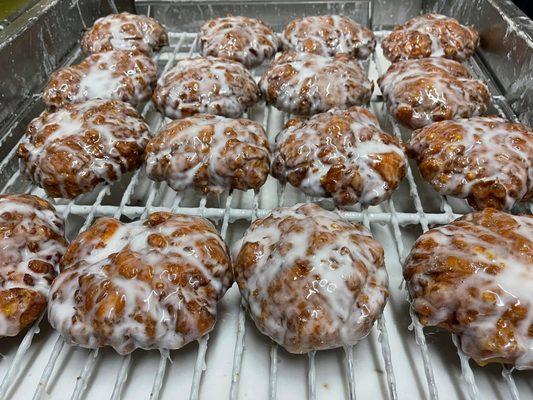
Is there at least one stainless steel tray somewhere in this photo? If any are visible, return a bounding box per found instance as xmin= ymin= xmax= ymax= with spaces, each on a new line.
xmin=0 ymin=1 xmax=531 ymax=399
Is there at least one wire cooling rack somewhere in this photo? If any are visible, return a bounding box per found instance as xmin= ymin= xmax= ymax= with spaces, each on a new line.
xmin=0 ymin=21 xmax=531 ymax=400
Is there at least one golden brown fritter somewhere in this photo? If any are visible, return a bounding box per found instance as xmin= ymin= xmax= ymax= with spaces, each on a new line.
xmin=0 ymin=194 xmax=66 ymax=337
xmin=405 ymin=209 xmax=533 ymax=368
xmin=49 ymin=212 xmax=232 ymax=354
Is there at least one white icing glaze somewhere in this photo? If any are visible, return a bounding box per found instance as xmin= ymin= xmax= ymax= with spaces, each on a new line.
xmin=401 ymin=14 xmax=449 ymax=57
xmin=146 ymin=114 xmax=270 ymax=193
xmin=409 ymin=116 xmax=533 ymax=210
xmin=233 ymin=203 xmax=388 ymax=353
xmin=0 ymin=195 xmax=66 ymax=337
xmin=382 ymin=13 xmax=479 ymax=62
xmin=405 ymin=209 xmax=533 ymax=369
xmin=153 ymin=56 xmax=260 ymax=119
xmin=18 ymin=99 xmax=150 ymax=198
xmin=282 ymin=15 xmax=376 ymax=59
xmin=82 ymin=12 xmax=168 ymax=54
xmin=199 ymin=16 xmax=280 ymax=68
xmin=48 ymin=213 xmax=231 ymax=354
xmin=43 ymin=50 xmax=157 ymax=109
xmin=259 ymin=52 xmax=373 ymax=116
xmin=378 ymin=57 xmax=490 ymax=129
xmin=272 ymin=107 xmax=407 ymax=206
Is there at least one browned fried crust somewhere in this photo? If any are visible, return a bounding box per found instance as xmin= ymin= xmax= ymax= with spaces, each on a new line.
xmin=199 ymin=16 xmax=280 ymax=68
xmin=51 ymin=212 xmax=232 ymax=353
xmin=281 ymin=15 xmax=376 ymax=59
xmin=404 ymin=209 xmax=533 ymax=367
xmin=17 ymin=100 xmax=150 ymax=199
xmin=146 ymin=114 xmax=270 ymax=193
xmin=271 ymin=107 xmax=406 ymax=206
xmin=382 ymin=14 xmax=479 ymax=62
xmin=407 ymin=117 xmax=533 ymax=210
xmin=43 ymin=50 xmax=157 ymax=110
xmin=0 ymin=194 xmax=66 ymax=336
xmin=259 ymin=52 xmax=373 ymax=116
xmin=81 ymin=12 xmax=168 ymax=54
xmin=152 ymin=57 xmax=260 ymax=119
xmin=234 ymin=203 xmax=388 ymax=353
xmin=378 ymin=58 xmax=490 ymax=129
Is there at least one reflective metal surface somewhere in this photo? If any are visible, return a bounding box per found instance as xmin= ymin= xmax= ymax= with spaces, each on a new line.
xmin=426 ymin=0 xmax=533 ymax=125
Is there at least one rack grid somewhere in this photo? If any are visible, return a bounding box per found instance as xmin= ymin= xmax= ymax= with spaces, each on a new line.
xmin=0 ymin=15 xmax=531 ymax=400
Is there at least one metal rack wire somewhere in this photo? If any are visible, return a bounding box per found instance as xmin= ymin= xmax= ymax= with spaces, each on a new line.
xmin=371 ymin=32 xmax=528 ymax=400
xmin=0 ymin=20 xmax=530 ymax=400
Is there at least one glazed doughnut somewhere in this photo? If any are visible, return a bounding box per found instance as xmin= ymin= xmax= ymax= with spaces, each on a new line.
xmin=81 ymin=12 xmax=168 ymax=54
xmin=259 ymin=52 xmax=373 ymax=116
xmin=408 ymin=117 xmax=533 ymax=210
xmin=146 ymin=114 xmax=270 ymax=193
xmin=233 ymin=203 xmax=388 ymax=353
xmin=199 ymin=16 xmax=280 ymax=68
xmin=17 ymin=99 xmax=150 ymax=199
xmin=0 ymin=194 xmax=66 ymax=337
xmin=382 ymin=13 xmax=479 ymax=62
xmin=272 ymin=106 xmax=407 ymax=206
xmin=152 ymin=56 xmax=260 ymax=119
xmin=404 ymin=208 xmax=533 ymax=368
xmin=281 ymin=15 xmax=376 ymax=59
xmin=378 ymin=57 xmax=490 ymax=129
xmin=43 ymin=50 xmax=157 ymax=110
xmin=48 ymin=212 xmax=232 ymax=354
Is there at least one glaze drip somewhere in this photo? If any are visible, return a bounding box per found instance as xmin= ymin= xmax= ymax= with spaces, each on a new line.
xmin=81 ymin=12 xmax=168 ymax=54
xmin=43 ymin=50 xmax=157 ymax=109
xmin=48 ymin=212 xmax=232 ymax=354
xmin=233 ymin=203 xmax=388 ymax=353
xmin=0 ymin=194 xmax=66 ymax=337
xmin=405 ymin=209 xmax=533 ymax=369
xmin=378 ymin=57 xmax=490 ymax=129
xmin=259 ymin=52 xmax=373 ymax=116
xmin=153 ymin=56 xmax=260 ymax=119
xmin=17 ymin=99 xmax=150 ymax=198
xmin=282 ymin=15 xmax=376 ymax=59
xmin=200 ymin=16 xmax=280 ymax=68
xmin=408 ymin=116 xmax=533 ymax=210
xmin=146 ymin=114 xmax=270 ymax=193
xmin=272 ymin=106 xmax=407 ymax=206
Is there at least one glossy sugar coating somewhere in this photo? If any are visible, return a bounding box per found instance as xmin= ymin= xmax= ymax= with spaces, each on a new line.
xmin=259 ymin=52 xmax=373 ymax=116
xmin=272 ymin=106 xmax=407 ymax=206
xmin=48 ymin=212 xmax=232 ymax=355
xmin=199 ymin=16 xmax=281 ymax=68
xmin=17 ymin=99 xmax=150 ymax=199
xmin=233 ymin=203 xmax=389 ymax=353
xmin=404 ymin=208 xmax=533 ymax=369
xmin=282 ymin=15 xmax=376 ymax=59
xmin=382 ymin=13 xmax=479 ymax=62
xmin=146 ymin=114 xmax=270 ymax=194
xmin=0 ymin=194 xmax=66 ymax=337
xmin=81 ymin=12 xmax=168 ymax=54
xmin=153 ymin=56 xmax=260 ymax=119
xmin=43 ymin=50 xmax=157 ymax=110
xmin=378 ymin=57 xmax=490 ymax=129
xmin=408 ymin=117 xmax=533 ymax=210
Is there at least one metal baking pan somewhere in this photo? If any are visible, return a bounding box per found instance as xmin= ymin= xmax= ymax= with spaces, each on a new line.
xmin=0 ymin=0 xmax=531 ymax=399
